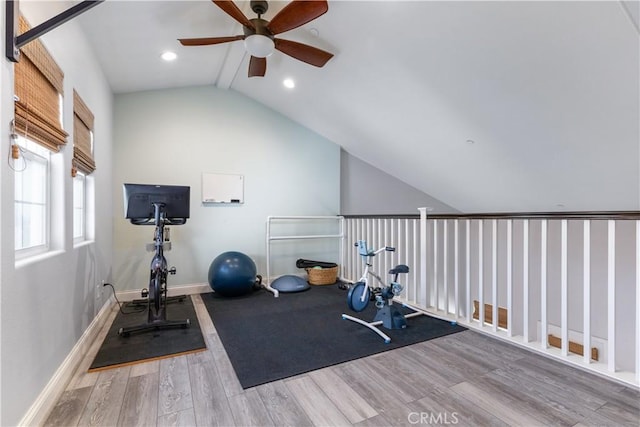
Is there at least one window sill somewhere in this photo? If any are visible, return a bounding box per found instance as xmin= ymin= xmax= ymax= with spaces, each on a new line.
xmin=74 ymin=239 xmax=94 ymax=249
xmin=15 ymin=249 xmax=65 ymax=269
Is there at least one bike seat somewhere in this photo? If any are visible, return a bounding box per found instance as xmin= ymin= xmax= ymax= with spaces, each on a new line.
xmin=389 ymin=264 xmax=409 ymax=275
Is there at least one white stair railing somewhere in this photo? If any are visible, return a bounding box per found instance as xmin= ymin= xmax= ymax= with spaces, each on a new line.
xmin=343 ymin=210 xmax=640 ymax=388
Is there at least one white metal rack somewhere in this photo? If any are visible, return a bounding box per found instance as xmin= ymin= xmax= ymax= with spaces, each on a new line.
xmin=265 ymin=215 xmax=345 ymax=297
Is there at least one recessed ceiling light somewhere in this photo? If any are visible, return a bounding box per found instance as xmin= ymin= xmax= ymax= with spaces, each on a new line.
xmin=161 ymin=51 xmax=177 ymax=61
xmin=283 ymin=78 xmax=295 ymax=89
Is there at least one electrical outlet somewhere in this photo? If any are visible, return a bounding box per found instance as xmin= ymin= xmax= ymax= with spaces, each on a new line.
xmin=96 ymin=280 xmax=104 ymax=299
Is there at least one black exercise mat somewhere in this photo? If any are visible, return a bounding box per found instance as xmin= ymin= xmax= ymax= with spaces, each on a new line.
xmin=89 ymin=296 xmax=206 ymax=371
xmin=202 ymin=284 xmax=465 ymax=388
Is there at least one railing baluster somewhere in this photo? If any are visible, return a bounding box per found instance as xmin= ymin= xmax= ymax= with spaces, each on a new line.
xmin=444 ymin=219 xmax=449 ymax=314
xmin=433 ymin=219 xmax=439 ymax=310
xmin=492 ymin=219 xmax=498 ymax=333
xmin=636 ymin=219 xmax=639 ymax=382
xmin=479 ymin=220 xmax=484 ymax=326
xmin=608 ymin=220 xmax=616 ymax=372
xmin=541 ymin=219 xmax=548 ymax=349
xmin=561 ymin=219 xmax=568 ymax=356
xmin=413 ymin=219 xmax=419 ymax=304
xmin=384 ymin=219 xmax=390 ymax=283
xmin=583 ymin=219 xmax=591 ymax=364
xmin=466 ymin=219 xmax=471 ymax=323
xmin=507 ymin=219 xmax=513 ymax=337
xmin=523 ymin=219 xmax=529 ymax=343
xmin=419 ymin=208 xmax=428 ymax=308
xmin=454 ymin=219 xmax=459 ymax=320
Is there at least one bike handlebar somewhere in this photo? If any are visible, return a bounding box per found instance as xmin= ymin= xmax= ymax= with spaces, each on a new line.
xmin=355 ymin=241 xmax=395 ymax=256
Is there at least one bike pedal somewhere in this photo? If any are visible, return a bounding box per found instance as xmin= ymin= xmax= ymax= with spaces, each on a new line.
xmin=141 ymin=288 xmax=149 ymax=298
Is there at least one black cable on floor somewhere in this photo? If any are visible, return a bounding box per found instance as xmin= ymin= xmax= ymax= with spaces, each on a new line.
xmin=103 ymin=283 xmax=147 ymax=315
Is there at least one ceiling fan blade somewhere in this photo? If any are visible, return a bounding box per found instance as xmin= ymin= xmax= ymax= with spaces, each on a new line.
xmin=274 ymin=38 xmax=333 ymax=67
xmin=179 ymin=35 xmax=244 ymax=46
xmin=267 ymin=0 xmax=328 ymax=35
xmin=212 ymin=0 xmax=255 ymax=30
xmin=248 ymin=56 xmax=267 ymax=77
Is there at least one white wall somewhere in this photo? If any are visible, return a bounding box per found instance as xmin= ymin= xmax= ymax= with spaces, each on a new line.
xmin=0 ymin=2 xmax=113 ymax=425
xmin=341 ymin=150 xmax=458 ymax=215
xmin=113 ymin=86 xmax=341 ymax=291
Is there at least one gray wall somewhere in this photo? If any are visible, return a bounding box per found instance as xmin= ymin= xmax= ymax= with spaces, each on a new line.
xmin=113 ymin=86 xmax=341 ymax=290
xmin=0 ymin=2 xmax=114 ymax=425
xmin=341 ymin=150 xmax=459 ymax=215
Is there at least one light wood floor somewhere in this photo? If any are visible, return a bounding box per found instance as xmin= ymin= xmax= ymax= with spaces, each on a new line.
xmin=44 ymin=294 xmax=640 ymax=426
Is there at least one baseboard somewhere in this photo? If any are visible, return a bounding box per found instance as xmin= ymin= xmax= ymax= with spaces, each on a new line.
xmin=18 ymin=297 xmax=115 ymax=427
xmin=115 ymin=282 xmax=211 ymax=301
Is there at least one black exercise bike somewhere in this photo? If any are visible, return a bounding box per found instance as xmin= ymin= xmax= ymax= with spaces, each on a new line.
xmin=118 ymin=201 xmax=190 ymax=336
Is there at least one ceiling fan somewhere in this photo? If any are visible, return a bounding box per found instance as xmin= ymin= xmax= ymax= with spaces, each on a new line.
xmin=179 ymin=0 xmax=334 ymax=78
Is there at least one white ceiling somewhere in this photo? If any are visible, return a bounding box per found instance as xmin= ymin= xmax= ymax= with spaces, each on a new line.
xmin=74 ymin=0 xmax=639 ymax=213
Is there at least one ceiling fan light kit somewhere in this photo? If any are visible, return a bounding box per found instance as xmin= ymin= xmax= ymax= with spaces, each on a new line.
xmin=244 ymin=34 xmax=274 ymax=58
xmin=178 ymin=0 xmax=333 ymax=78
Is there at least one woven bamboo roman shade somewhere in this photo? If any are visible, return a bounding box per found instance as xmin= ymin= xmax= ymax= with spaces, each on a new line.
xmin=14 ymin=15 xmax=67 ymax=152
xmin=73 ymin=90 xmax=96 ymax=174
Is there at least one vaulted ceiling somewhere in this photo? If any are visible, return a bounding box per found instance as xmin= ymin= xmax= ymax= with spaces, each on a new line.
xmin=74 ymin=0 xmax=639 ymax=213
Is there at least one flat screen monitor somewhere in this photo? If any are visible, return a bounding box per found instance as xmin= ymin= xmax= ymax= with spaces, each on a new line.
xmin=123 ymin=183 xmax=190 ymax=225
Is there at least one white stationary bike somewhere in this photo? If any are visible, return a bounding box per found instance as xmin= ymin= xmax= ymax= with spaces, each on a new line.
xmin=342 ymin=240 xmax=411 ymax=343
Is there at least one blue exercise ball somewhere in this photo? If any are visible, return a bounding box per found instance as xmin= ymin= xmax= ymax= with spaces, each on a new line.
xmin=208 ymin=251 xmax=257 ymax=297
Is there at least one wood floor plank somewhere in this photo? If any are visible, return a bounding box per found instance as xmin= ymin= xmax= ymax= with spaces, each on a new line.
xmin=367 ymin=351 xmax=443 ymax=401
xmin=255 ymin=380 xmax=314 ymax=427
xmin=333 ymin=360 xmax=412 ymax=412
xmin=130 ymin=360 xmax=160 ymax=377
xmin=227 ymin=388 xmax=276 ymax=427
xmin=352 ymin=413 xmax=395 ymax=427
xmin=308 ymin=367 xmax=378 ymax=424
xmin=400 ymin=344 xmax=469 ymax=387
xmin=285 ymin=375 xmax=352 ymax=426
xmin=157 ymin=407 xmax=197 ymax=427
xmin=189 ymin=360 xmax=236 ymax=426
xmin=485 ymin=368 xmax=614 ymax=426
xmin=449 ymin=330 xmax=530 ymax=361
xmin=372 ymin=400 xmax=420 ymax=426
xmin=158 ymin=356 xmax=193 ymax=416
xmin=413 ymin=339 xmax=492 ymax=380
xmin=76 ymin=367 xmax=131 ymax=427
xmin=450 ymin=381 xmax=544 ymax=426
xmin=206 ymin=332 xmax=244 ymax=397
xmin=498 ymin=359 xmax=607 ymax=411
xmin=412 ymin=382 xmax=509 ymax=427
xmin=595 ymin=401 xmax=640 ymax=426
xmin=44 ymin=386 xmax=93 ymax=427
xmin=117 ymin=372 xmax=159 ymax=426
xmin=429 ymin=332 xmax=513 ymax=372
xmin=516 ymin=355 xmax=639 ymax=411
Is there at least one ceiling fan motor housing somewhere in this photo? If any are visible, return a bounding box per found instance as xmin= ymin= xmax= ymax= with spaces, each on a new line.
xmin=244 ymin=18 xmax=273 ymax=39
xmin=250 ymin=0 xmax=269 ymax=16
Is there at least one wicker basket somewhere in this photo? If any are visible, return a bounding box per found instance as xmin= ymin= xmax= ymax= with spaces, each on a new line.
xmin=306 ymin=266 xmax=339 ymax=285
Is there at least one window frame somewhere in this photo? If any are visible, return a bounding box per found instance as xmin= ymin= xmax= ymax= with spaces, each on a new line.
xmin=73 ymin=170 xmax=86 ymax=243
xmin=14 ymin=136 xmax=51 ymax=259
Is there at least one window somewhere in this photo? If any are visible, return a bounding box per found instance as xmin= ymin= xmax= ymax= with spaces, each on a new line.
xmin=14 ymin=136 xmax=50 ymax=256
xmin=72 ymin=90 xmax=96 ymax=174
xmin=72 ymin=91 xmax=95 ymax=243
xmin=73 ymin=172 xmax=86 ymax=241
xmin=13 ymin=15 xmax=66 ymax=258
